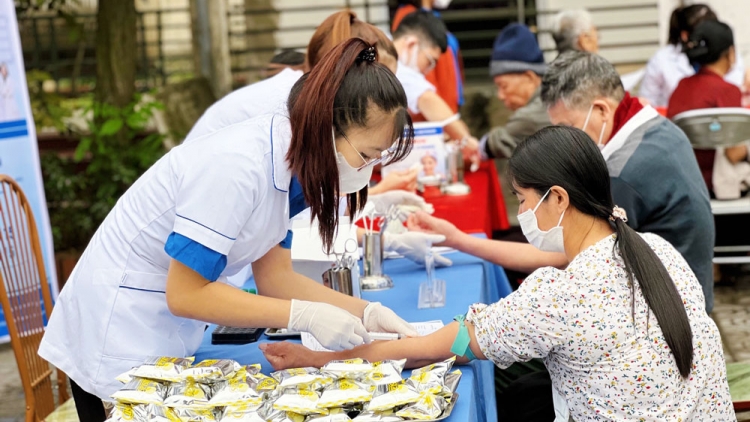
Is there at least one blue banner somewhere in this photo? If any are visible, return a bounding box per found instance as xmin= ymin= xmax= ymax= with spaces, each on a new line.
xmin=0 ymin=4 xmax=58 ymax=342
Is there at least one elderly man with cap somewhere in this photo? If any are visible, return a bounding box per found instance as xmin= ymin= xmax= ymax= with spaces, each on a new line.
xmin=479 ymin=23 xmax=551 ymax=160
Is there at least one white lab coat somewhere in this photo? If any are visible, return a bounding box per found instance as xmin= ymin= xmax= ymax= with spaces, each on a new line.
xmin=185 ymin=68 xmax=303 ymax=142
xmin=38 ymin=114 xmax=297 ymax=399
xmin=640 ymin=44 xmax=745 ymax=108
xmin=395 ymin=63 xmax=436 ymax=115
xmin=0 ymin=74 xmax=21 ymax=121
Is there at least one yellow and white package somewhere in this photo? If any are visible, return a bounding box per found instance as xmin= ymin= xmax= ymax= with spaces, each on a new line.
xmin=351 ymin=410 xmax=403 ymax=421
xmin=182 ymin=359 xmax=241 ymax=382
xmin=170 ymin=407 xmax=219 ymax=422
xmin=209 ymin=374 xmax=265 ymax=407
xmin=251 ymin=373 xmax=280 ymax=392
xmin=321 ymin=359 xmax=373 ymax=380
xmin=131 ymin=356 xmax=195 ymax=382
xmin=243 ymin=364 xmax=262 ymax=376
xmin=305 ymin=409 xmax=352 ymax=422
xmin=366 ymin=381 xmax=420 ymax=412
xmin=272 ymin=388 xmax=327 ymax=416
xmin=266 ymin=409 xmax=307 ymax=422
xmin=395 ymin=393 xmax=446 ymax=420
xmin=366 ymin=360 xmax=406 ymax=386
xmin=164 ymin=379 xmax=213 ymax=408
xmin=218 ymin=401 xmax=266 ymax=422
xmin=440 ymin=370 xmax=462 ymax=398
xmin=111 ymin=378 xmax=168 ymax=405
xmin=406 ymin=357 xmax=455 ymax=395
xmin=272 ymin=368 xmax=333 ymax=390
xmin=106 ymin=403 xmax=176 ymax=422
xmin=115 ymin=368 xmax=137 ymax=384
xmin=318 ymin=379 xmax=373 ymax=408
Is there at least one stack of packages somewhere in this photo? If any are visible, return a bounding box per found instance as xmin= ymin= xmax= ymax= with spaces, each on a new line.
xmin=107 ymin=356 xmax=461 ymax=422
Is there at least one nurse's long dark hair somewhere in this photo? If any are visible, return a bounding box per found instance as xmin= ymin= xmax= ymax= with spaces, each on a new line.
xmin=509 ymin=126 xmax=694 ymax=378
xmin=287 ymin=38 xmax=413 ymax=252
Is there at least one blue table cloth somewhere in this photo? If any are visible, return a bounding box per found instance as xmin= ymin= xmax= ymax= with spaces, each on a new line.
xmin=195 ymin=249 xmax=512 ymax=422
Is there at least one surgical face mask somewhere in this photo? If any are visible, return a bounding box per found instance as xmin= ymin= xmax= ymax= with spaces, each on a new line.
xmin=400 ymin=43 xmax=421 ymax=72
xmin=581 ymin=104 xmax=608 ymax=150
xmin=332 ymin=128 xmax=373 ymax=194
xmin=433 ymin=0 xmax=452 ymax=9
xmin=517 ymin=189 xmax=566 ymax=253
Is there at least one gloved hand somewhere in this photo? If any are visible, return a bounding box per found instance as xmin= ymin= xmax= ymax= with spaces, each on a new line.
xmin=367 ymin=191 xmax=434 ymax=215
xmin=288 ymin=300 xmax=371 ymax=351
xmin=363 ymin=302 xmax=419 ymax=337
xmin=383 ymin=232 xmax=452 ymax=267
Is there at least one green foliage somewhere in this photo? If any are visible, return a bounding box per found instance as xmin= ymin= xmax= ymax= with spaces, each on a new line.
xmin=26 ymin=70 xmax=71 ymax=133
xmin=43 ymin=94 xmax=166 ymax=252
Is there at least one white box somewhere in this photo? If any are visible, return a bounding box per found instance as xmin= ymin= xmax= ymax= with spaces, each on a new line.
xmin=381 ymin=121 xmax=447 ymax=183
xmin=291 ymin=217 xmax=361 ymax=298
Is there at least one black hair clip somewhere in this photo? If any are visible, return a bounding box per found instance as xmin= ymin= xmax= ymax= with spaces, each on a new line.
xmin=358 ymin=46 xmax=376 ymax=63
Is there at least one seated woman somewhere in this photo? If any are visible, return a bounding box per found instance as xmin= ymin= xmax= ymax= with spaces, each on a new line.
xmin=261 ymin=126 xmax=733 ymax=420
xmin=667 ymin=19 xmax=750 ymax=199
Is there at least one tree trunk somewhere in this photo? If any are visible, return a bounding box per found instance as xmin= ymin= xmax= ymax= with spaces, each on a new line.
xmin=95 ymin=0 xmax=137 ymax=107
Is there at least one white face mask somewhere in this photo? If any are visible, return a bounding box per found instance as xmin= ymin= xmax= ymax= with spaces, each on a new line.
xmin=581 ymin=104 xmax=608 ymax=150
xmin=518 ymin=188 xmax=566 ymax=253
xmin=400 ymin=42 xmax=422 ymax=72
xmin=433 ymin=0 xmax=452 ymax=9
xmin=332 ymin=128 xmax=374 ymax=194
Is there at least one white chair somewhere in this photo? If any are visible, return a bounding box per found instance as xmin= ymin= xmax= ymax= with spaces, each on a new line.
xmin=673 ymin=108 xmax=750 ymax=265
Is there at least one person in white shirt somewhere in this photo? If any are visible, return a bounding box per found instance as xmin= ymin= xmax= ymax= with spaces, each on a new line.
xmin=640 ymin=4 xmax=746 ymax=108
xmin=39 ymin=40 xmax=418 ymax=421
xmin=261 ymin=125 xmax=733 ymax=421
xmin=392 ymin=10 xmax=479 ymax=162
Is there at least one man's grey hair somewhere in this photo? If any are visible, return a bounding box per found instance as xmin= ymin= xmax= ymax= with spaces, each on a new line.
xmin=551 ymin=9 xmax=594 ymax=53
xmin=541 ymin=51 xmax=624 ymax=109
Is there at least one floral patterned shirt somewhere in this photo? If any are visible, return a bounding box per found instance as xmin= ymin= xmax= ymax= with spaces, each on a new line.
xmin=466 ymin=233 xmax=734 ymax=421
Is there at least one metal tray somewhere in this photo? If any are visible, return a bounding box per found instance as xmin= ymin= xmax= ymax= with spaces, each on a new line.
xmin=430 ymin=393 xmax=458 ymax=421
xmin=264 ymin=328 xmax=301 ymax=339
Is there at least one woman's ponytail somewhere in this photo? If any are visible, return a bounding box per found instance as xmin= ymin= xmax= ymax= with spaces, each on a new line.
xmin=509 ymin=126 xmax=694 ymax=379
xmin=287 ymin=39 xmax=412 ymax=253
xmin=612 ymin=215 xmax=694 ymax=378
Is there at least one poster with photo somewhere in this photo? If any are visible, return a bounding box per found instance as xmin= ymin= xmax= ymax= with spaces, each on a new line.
xmin=0 ymin=4 xmax=57 ymax=342
xmin=381 ymin=121 xmax=446 ymax=183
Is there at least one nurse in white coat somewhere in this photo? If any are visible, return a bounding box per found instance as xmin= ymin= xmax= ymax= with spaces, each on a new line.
xmin=39 ymin=39 xmax=417 ymax=419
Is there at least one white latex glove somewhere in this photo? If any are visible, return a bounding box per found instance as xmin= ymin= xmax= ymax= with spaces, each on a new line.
xmin=367 ymin=191 xmax=434 ymax=215
xmin=383 ymin=232 xmax=453 ymax=267
xmin=363 ymin=302 xmax=419 ymax=337
xmin=288 ymin=299 xmax=371 ymax=351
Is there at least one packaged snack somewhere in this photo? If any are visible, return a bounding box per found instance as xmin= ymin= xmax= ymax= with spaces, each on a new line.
xmin=406 ymin=357 xmax=455 ymax=395
xmin=164 ymin=379 xmax=213 ymax=407
xmin=272 ymin=368 xmax=333 ymax=390
xmin=111 ymin=378 xmax=168 ymax=405
xmin=170 ymin=407 xmax=219 ymax=422
xmin=366 ymin=381 xmax=420 ymax=412
xmin=351 ymin=410 xmax=403 ymax=421
xmin=131 ymin=356 xmax=195 ymax=382
xmin=243 ymin=364 xmax=262 ymax=376
xmin=182 ymin=359 xmax=242 ymax=382
xmin=272 ymin=388 xmax=327 ymax=416
xmin=249 ymin=373 xmax=279 ymax=392
xmin=440 ymin=370 xmax=462 ymax=398
xmin=366 ymin=360 xmax=406 ymax=386
xmin=305 ymin=412 xmax=352 ymax=422
xmin=115 ymin=368 xmax=137 ymax=384
xmin=209 ymin=374 xmax=265 ymax=407
xmin=321 ymin=359 xmax=373 ymax=380
xmin=218 ymin=401 xmax=266 ymax=422
xmin=266 ymin=409 xmax=307 ymax=422
xmin=106 ymin=403 xmax=169 ymax=422
xmin=318 ymin=379 xmax=373 ymax=408
xmin=396 ymin=393 xmax=446 ymax=420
